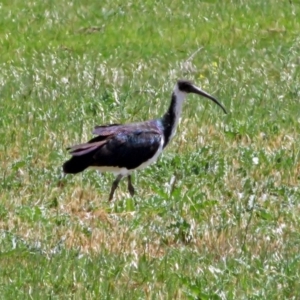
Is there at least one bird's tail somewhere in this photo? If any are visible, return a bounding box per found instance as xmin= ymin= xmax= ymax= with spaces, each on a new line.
xmin=63 ymin=141 xmax=106 ymax=174
xmin=63 ymin=155 xmax=92 ymax=174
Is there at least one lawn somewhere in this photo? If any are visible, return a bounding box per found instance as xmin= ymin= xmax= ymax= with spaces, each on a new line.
xmin=1 ymin=0 xmax=300 ymax=298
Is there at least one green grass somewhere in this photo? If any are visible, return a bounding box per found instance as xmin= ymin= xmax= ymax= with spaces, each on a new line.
xmin=1 ymin=0 xmax=300 ymax=298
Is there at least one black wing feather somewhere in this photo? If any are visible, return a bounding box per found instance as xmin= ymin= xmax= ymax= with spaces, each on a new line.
xmin=63 ymin=120 xmax=163 ymax=173
xmin=92 ymin=130 xmax=162 ymax=170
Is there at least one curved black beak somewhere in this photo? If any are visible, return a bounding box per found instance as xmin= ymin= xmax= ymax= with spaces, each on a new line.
xmin=190 ymin=85 xmax=227 ymax=114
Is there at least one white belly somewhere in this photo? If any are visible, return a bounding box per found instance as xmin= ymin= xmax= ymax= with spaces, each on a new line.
xmin=89 ymin=166 xmax=131 ymax=176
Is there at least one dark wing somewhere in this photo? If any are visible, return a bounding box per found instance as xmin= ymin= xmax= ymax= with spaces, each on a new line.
xmin=92 ymin=124 xmax=121 ymax=136
xmin=63 ymin=120 xmax=163 ymax=174
xmin=67 ymin=140 xmax=107 ymax=156
xmin=91 ymin=129 xmax=162 ymax=170
xmin=63 ymin=140 xmax=107 ymax=174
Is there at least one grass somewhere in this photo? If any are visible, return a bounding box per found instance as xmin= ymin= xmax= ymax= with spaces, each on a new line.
xmin=1 ymin=0 xmax=300 ymax=298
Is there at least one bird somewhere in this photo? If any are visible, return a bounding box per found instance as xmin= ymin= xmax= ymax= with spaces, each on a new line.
xmin=62 ymin=79 xmax=227 ymax=201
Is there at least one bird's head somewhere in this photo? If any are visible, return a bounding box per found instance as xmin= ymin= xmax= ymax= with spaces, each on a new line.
xmin=176 ymin=79 xmax=227 ymax=114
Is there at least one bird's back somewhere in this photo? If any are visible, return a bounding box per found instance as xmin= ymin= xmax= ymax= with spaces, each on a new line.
xmin=63 ymin=119 xmax=164 ymax=174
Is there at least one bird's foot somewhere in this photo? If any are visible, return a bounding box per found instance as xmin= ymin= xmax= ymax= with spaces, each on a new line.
xmin=127 ymin=175 xmax=135 ymax=197
xmin=128 ymin=184 xmax=135 ymax=197
xmin=108 ymin=194 xmax=114 ymax=201
xmin=108 ymin=174 xmax=123 ymax=201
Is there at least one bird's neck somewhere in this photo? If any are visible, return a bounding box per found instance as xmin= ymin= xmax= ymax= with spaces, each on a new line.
xmin=161 ymin=90 xmax=186 ymax=148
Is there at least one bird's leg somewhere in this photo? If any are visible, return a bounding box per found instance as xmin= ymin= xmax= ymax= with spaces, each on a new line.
xmin=127 ymin=175 xmax=135 ymax=196
xmin=109 ymin=174 xmax=123 ymax=201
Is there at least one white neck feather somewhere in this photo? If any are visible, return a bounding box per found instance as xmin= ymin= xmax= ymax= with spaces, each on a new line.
xmin=170 ymin=84 xmax=187 ymax=140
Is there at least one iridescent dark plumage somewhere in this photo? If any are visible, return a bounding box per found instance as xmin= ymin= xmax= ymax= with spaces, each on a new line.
xmin=63 ymin=80 xmax=227 ymax=201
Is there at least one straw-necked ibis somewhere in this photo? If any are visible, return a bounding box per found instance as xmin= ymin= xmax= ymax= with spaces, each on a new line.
xmin=63 ymin=80 xmax=227 ymax=200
